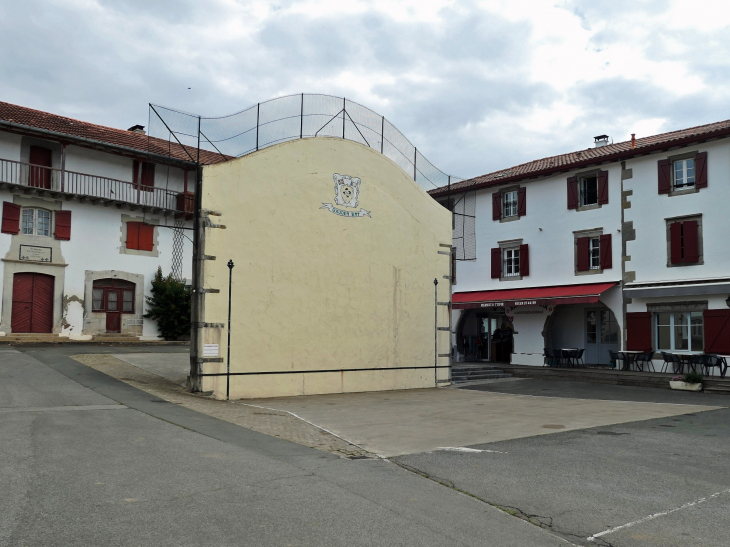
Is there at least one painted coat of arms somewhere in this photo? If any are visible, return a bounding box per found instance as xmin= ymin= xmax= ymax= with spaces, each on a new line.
xmin=320 ymin=174 xmax=371 ymax=218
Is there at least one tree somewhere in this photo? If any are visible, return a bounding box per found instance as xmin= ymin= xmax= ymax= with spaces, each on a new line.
xmin=144 ymin=267 xmax=191 ymax=340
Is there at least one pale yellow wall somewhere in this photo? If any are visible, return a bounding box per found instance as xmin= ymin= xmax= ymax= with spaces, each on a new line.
xmin=200 ymin=137 xmax=452 ymax=399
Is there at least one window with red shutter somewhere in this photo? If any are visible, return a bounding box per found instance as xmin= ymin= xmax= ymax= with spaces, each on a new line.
xmin=658 ymin=159 xmax=671 ymax=194
xmin=626 ymin=312 xmax=652 ymax=351
xmin=517 ymin=187 xmax=526 ymax=216
xmin=683 ymin=220 xmax=699 ymax=263
xmin=54 ymin=210 xmax=71 ymax=240
xmin=576 ymin=237 xmax=589 ymax=272
xmin=2 ymin=202 xmax=21 ymax=234
xmin=703 ymin=309 xmax=730 ymax=354
xmin=519 ymin=243 xmax=529 ymax=276
xmin=567 ymin=176 xmax=578 ymax=209
xmin=126 ymin=221 xmax=140 ymax=250
xmin=694 ymin=152 xmax=708 ymax=189
xmin=138 ymin=224 xmax=154 ymax=251
xmin=597 ymin=171 xmax=609 ymax=204
xmin=599 ymin=233 xmax=612 ymax=269
xmin=492 ymin=192 xmax=501 ymax=221
xmin=490 ymin=248 xmax=501 ymax=279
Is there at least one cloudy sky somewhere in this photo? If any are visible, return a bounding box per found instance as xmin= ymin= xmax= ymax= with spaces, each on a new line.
xmin=1 ymin=0 xmax=729 ymax=180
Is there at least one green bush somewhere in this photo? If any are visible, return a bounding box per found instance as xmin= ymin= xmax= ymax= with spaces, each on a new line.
xmin=144 ymin=267 xmax=191 ymax=340
xmin=683 ymin=372 xmax=703 ymax=384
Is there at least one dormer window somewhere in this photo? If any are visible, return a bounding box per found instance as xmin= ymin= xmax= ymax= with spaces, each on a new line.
xmin=21 ymin=208 xmax=51 ymax=237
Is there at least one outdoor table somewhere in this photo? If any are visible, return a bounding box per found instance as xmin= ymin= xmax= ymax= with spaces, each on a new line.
xmin=673 ymin=353 xmax=698 ymax=374
xmin=618 ymin=351 xmax=642 ymax=371
xmin=558 ymin=348 xmax=578 ymax=367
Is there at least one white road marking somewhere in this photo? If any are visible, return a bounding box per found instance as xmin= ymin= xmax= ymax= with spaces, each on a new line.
xmin=587 ymin=487 xmax=730 ymax=541
xmin=437 ymin=447 xmax=506 ymax=454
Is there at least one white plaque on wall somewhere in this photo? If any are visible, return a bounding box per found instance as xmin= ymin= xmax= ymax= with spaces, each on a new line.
xmin=19 ymin=245 xmax=52 ymax=262
xmin=203 ymin=344 xmax=219 ymax=357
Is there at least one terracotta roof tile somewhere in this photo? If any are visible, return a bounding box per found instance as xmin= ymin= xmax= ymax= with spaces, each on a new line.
xmin=432 ymin=119 xmax=730 ymax=196
xmin=0 ymin=101 xmax=226 ymax=165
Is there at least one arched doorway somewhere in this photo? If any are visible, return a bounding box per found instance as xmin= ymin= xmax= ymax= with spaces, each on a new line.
xmin=91 ymin=278 xmax=136 ymax=333
xmin=11 ymin=272 xmax=54 ymax=333
xmin=456 ymin=308 xmax=513 ymax=363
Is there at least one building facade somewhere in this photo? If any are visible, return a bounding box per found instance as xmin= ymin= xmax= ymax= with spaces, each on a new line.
xmin=432 ymin=121 xmax=730 ymax=373
xmin=0 ymin=101 xmax=216 ymax=339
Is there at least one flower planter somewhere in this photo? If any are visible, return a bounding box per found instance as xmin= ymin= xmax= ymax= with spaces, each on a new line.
xmin=669 ymin=380 xmax=702 ymax=392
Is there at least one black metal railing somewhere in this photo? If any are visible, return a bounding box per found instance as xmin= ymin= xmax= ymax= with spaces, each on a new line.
xmin=0 ymin=158 xmax=191 ymax=212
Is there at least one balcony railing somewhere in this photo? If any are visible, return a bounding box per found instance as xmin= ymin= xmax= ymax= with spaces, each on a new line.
xmin=0 ymin=158 xmax=193 ymax=213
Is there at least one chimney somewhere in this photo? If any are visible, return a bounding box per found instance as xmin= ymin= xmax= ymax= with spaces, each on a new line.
xmin=128 ymin=124 xmax=146 ymax=135
xmin=631 ymin=133 xmax=636 ymax=149
xmin=594 ymin=134 xmax=609 ymax=148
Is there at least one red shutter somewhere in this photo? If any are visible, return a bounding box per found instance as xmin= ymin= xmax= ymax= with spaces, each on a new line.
xmin=576 ymin=237 xmax=589 ymax=272
xmin=2 ymin=202 xmax=21 ymax=234
xmin=670 ymin=222 xmax=682 ymax=264
xmin=517 ymin=187 xmax=526 ymax=216
xmin=126 ymin=222 xmax=140 ymax=250
xmin=141 ymin=162 xmax=155 ymax=191
xmin=597 ymin=170 xmax=609 ymax=204
xmin=29 ymin=146 xmax=52 ymax=189
xmin=658 ymin=159 xmax=671 ymax=194
xmin=626 ymin=312 xmax=652 ymax=351
xmin=492 ymin=192 xmax=502 ymax=221
xmin=519 ymin=243 xmax=529 ymax=276
xmin=139 ymin=224 xmax=154 ymax=251
xmin=54 ymin=210 xmax=71 ymax=240
xmin=683 ymin=220 xmax=699 ymax=263
xmin=491 ymin=247 xmax=501 ymax=279
xmin=694 ymin=152 xmax=707 ymax=189
xmin=567 ymin=176 xmax=578 ymax=209
xmin=703 ymin=309 xmax=730 ymax=354
xmin=600 ymin=233 xmax=612 ymax=269
xmin=133 ymin=160 xmax=140 ymax=188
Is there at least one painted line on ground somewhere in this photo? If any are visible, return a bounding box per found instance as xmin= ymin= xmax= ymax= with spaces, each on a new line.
xmin=437 ymin=446 xmax=507 ymax=454
xmin=587 ymin=487 xmax=730 ymax=541
xmin=0 ymin=404 xmax=128 ymax=413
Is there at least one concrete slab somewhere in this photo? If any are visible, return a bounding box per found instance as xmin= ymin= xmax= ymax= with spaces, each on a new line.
xmin=112 ymin=352 xmax=188 ymax=385
xmin=247 ymin=388 xmax=724 ymax=457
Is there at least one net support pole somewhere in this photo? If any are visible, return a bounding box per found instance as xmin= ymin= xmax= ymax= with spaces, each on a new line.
xmin=300 ymin=93 xmax=304 ymax=139
xmin=256 ymin=103 xmax=260 ymax=151
xmin=380 ymin=116 xmax=385 ymax=154
xmin=342 ymin=97 xmax=346 ymax=139
xmin=414 ymin=147 xmax=417 ymax=181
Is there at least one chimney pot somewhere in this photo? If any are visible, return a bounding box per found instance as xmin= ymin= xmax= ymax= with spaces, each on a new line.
xmin=128 ymin=125 xmax=146 ymax=135
xmin=631 ymin=133 xmax=636 ymax=149
xmin=594 ymin=134 xmax=609 ymax=148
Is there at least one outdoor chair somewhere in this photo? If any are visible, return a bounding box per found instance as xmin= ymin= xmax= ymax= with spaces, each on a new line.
xmin=660 ymin=352 xmax=682 ymax=374
xmin=702 ymin=354 xmax=728 ymax=379
xmin=553 ymin=349 xmax=565 ymax=367
xmin=543 ymin=348 xmax=554 ymax=367
xmin=575 ymin=348 xmax=585 ymax=367
xmin=566 ymin=349 xmax=581 ymax=368
xmin=608 ymin=350 xmax=624 ymax=370
xmin=634 ymin=351 xmax=655 ymax=372
xmin=689 ymin=354 xmax=704 ymax=374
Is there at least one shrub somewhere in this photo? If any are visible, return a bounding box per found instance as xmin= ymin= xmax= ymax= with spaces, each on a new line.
xmin=683 ymin=372 xmax=703 ymax=384
xmin=144 ymin=267 xmax=191 ymax=340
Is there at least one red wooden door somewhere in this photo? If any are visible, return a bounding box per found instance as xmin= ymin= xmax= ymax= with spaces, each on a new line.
xmin=11 ymin=273 xmax=54 ymax=333
xmin=29 ymin=146 xmax=52 ymax=189
xmin=105 ymin=289 xmax=122 ymax=333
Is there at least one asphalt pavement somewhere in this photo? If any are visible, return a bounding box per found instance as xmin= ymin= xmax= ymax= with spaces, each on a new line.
xmin=2 ymin=346 xmax=573 ymax=547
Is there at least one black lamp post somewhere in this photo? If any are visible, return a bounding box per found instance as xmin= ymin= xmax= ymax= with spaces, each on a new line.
xmin=227 ymin=260 xmax=234 ymax=400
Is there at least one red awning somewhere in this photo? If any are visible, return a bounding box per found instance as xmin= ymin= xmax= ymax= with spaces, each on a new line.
xmin=453 ymin=282 xmax=618 ymax=310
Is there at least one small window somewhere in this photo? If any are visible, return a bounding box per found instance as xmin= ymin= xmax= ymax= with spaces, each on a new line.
xmin=92 ymin=279 xmax=136 ymax=314
xmin=503 ymin=191 xmax=518 ymax=218
xmin=21 ymin=208 xmax=51 ymax=236
xmin=674 ymin=158 xmax=695 ymax=189
xmin=122 ymin=290 xmax=134 ymax=312
xmin=589 ymin=238 xmax=600 ymax=270
xmin=503 ymin=248 xmax=520 ymax=277
xmin=656 ymin=311 xmax=703 ymax=352
xmin=92 ymin=289 xmax=104 ymax=311
xmin=580 ymin=176 xmax=598 ymax=206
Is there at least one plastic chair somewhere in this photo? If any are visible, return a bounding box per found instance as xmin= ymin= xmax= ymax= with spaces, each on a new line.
xmin=702 ymin=354 xmax=728 ymax=379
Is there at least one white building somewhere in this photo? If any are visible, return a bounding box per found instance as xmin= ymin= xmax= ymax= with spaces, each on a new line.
xmin=433 ymin=121 xmax=730 ymax=373
xmin=0 ymin=101 xmax=218 ymax=339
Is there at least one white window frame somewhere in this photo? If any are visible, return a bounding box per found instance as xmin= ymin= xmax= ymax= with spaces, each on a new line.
xmin=655 ymin=311 xmax=704 ymax=353
xmin=503 ymin=247 xmax=520 ymax=277
xmin=503 ymin=190 xmax=518 ymax=218
xmin=21 ymin=208 xmax=51 ymax=237
xmin=589 ymin=237 xmax=600 ymax=270
xmin=673 ymin=158 xmax=695 ymax=189
xmin=580 ymin=176 xmax=598 ymax=206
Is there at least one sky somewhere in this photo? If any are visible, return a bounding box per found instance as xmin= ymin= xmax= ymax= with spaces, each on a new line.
xmin=1 ymin=0 xmax=729 ymax=181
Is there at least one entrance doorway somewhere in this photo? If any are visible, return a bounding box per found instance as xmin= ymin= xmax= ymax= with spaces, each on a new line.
xmin=92 ymin=278 xmax=135 ymax=333
xmin=585 ymin=309 xmax=619 ymax=365
xmin=476 ymin=313 xmax=512 ymax=363
xmin=11 ymin=272 xmax=54 ymax=333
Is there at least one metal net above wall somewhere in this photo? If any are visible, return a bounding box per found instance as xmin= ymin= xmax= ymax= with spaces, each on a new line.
xmin=148 ymin=94 xmax=462 ymax=194
xmin=452 ymin=191 xmax=476 ymax=261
